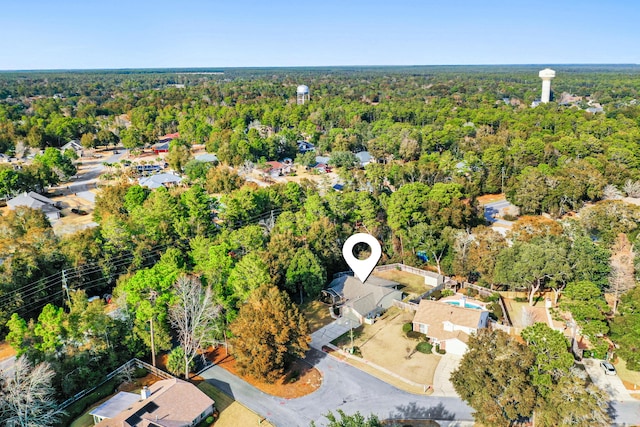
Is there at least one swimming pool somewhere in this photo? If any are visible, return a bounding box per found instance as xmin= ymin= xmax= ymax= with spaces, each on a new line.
xmin=444 ymin=300 xmax=483 ymax=310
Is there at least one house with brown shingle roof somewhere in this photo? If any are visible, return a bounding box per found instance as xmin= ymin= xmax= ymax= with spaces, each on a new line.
xmin=412 ymin=299 xmax=489 ymax=355
xmin=94 ymin=378 xmax=214 ymax=427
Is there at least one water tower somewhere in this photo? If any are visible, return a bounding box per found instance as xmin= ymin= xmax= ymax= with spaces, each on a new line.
xmin=296 ymin=84 xmax=310 ymax=105
xmin=539 ymin=68 xmax=556 ymax=103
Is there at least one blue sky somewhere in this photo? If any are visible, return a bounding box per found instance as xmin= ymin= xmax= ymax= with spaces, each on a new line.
xmin=0 ymin=0 xmax=638 ymax=70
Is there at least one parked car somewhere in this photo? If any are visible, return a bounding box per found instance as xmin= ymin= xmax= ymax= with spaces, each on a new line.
xmin=600 ymin=361 xmax=616 ymax=375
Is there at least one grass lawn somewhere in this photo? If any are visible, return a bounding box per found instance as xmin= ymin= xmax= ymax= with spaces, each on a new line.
xmin=373 ymin=270 xmax=430 ymax=297
xmin=615 ymin=358 xmax=640 ymax=390
xmin=69 ymin=413 xmax=94 ymax=427
xmin=197 ymin=382 xmax=274 ymax=427
xmin=301 ymin=300 xmax=334 ymax=332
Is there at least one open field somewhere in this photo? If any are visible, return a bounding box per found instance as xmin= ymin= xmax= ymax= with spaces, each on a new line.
xmin=373 ymin=270 xmax=431 ymax=297
xmin=616 ymin=358 xmax=640 ymax=391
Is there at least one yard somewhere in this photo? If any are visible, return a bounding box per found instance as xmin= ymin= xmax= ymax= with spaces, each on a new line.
xmin=373 ymin=270 xmax=431 ymax=298
xmin=301 ymin=300 xmax=335 ymax=332
xmin=196 ymin=382 xmax=274 ymax=427
xmin=332 ymin=307 xmax=440 ymax=388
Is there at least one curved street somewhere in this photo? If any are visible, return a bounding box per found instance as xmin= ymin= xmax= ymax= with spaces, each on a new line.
xmin=200 ymin=348 xmax=474 ymax=426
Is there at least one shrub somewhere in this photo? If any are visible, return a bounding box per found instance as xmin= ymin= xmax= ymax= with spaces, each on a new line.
xmin=406 ymin=331 xmax=423 ymax=340
xmin=488 ymin=302 xmax=503 ymax=320
xmin=416 ymin=342 xmax=433 ymax=354
xmin=206 ymin=415 xmax=214 ymax=424
xmin=134 ymin=367 xmax=148 ymax=378
xmin=441 ymin=289 xmax=455 ymax=298
xmin=402 ymin=322 xmax=413 ymax=333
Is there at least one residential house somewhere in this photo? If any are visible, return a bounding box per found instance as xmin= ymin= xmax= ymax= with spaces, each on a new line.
xmin=297 ymin=140 xmax=315 ymax=153
xmin=194 ymin=153 xmax=219 ymax=163
xmin=60 ymin=140 xmax=84 ymax=157
xmin=152 ymin=132 xmax=180 ymax=154
xmin=264 ymin=161 xmax=292 ymax=177
xmin=354 ymin=151 xmax=373 ymax=167
xmin=139 ymin=173 xmax=183 ymax=189
xmin=326 ymin=275 xmax=402 ymax=324
xmin=7 ymin=192 xmax=61 ymax=221
xmin=94 ymin=378 xmax=215 ymax=427
xmin=412 ymin=299 xmax=489 ymax=355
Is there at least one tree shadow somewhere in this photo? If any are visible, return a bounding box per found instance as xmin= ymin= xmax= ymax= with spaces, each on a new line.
xmin=204 ymin=378 xmax=235 ymax=400
xmin=388 ymin=401 xmax=455 ymax=421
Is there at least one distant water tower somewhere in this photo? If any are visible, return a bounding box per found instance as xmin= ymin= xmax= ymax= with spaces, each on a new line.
xmin=296 ymin=84 xmax=310 ymax=105
xmin=539 ymin=68 xmax=556 ymax=103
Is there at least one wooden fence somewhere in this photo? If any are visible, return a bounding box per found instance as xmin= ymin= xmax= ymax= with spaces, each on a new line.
xmin=392 ymin=299 xmax=419 ymax=311
xmin=58 ymin=358 xmax=175 ymax=411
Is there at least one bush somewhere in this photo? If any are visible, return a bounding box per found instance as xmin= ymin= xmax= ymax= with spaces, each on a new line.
xmin=441 ymin=289 xmax=455 ymax=298
xmin=429 ymin=290 xmax=442 ymax=300
xmin=406 ymin=331 xmax=423 ymax=340
xmin=402 ymin=322 xmax=413 ymax=333
xmin=416 ymin=342 xmax=433 ymax=354
xmin=206 ymin=415 xmax=214 ymax=424
xmin=134 ymin=367 xmax=148 ymax=378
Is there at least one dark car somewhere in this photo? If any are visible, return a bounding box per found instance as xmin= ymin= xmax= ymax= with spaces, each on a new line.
xmin=600 ymin=361 xmax=616 ymax=376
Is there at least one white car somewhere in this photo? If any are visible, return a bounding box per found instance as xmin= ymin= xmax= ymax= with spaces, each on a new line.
xmin=600 ymin=361 xmax=616 ymax=376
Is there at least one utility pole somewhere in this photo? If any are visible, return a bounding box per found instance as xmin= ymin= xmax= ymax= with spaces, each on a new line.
xmin=501 ymin=166 xmax=505 ymax=194
xmin=61 ymin=269 xmax=71 ymax=307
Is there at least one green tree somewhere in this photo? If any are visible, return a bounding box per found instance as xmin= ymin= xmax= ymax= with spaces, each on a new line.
xmin=312 ymin=410 xmax=383 ymax=427
xmin=230 ymin=284 xmax=310 ymax=383
xmin=451 ymin=330 xmax=536 ymax=426
xmin=610 ymin=286 xmax=640 ymax=370
xmin=285 ymin=247 xmax=326 ymax=303
xmin=521 ymin=323 xmax=574 ymax=397
xmin=227 ymin=252 xmax=271 ymax=304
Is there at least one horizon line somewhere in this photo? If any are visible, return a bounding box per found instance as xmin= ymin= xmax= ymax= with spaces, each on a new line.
xmin=0 ymin=63 xmax=638 ymax=73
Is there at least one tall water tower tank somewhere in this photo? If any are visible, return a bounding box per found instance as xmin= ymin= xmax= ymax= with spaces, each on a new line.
xmin=296 ymin=85 xmax=310 ymax=105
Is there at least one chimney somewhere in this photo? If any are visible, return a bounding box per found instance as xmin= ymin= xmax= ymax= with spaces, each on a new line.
xmin=141 ymin=386 xmax=151 ymax=400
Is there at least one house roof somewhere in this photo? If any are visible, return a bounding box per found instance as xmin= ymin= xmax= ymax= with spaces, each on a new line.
xmin=330 ymin=275 xmax=400 ymax=316
xmin=265 ymin=161 xmax=284 ymax=169
xmin=159 ymin=132 xmax=180 ymax=141
xmin=194 ymin=153 xmax=219 ymax=163
xmin=61 ymin=140 xmax=83 ymax=151
xmin=315 ymin=155 xmax=330 ymax=165
xmin=355 ymin=151 xmax=372 ymax=165
xmin=153 ymin=142 xmax=170 ymax=151
xmin=139 ymin=173 xmax=183 ymax=189
xmin=7 ymin=192 xmax=59 ymax=214
xmin=413 ymin=299 xmax=484 ymax=339
xmin=95 ymin=378 xmax=214 ymax=427
xmin=90 ymin=391 xmax=140 ymax=419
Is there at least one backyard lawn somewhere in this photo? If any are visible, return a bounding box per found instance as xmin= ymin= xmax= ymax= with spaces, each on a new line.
xmin=615 ymin=357 xmax=640 ymax=391
xmin=373 ymin=270 xmax=431 ymax=297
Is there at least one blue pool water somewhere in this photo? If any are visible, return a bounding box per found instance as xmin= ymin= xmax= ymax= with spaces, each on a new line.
xmin=444 ymin=301 xmax=482 ymax=309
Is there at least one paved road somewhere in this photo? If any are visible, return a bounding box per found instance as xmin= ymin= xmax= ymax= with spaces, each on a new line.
xmin=58 ymin=149 xmax=127 ymax=195
xmin=200 ymin=349 xmax=474 ymax=426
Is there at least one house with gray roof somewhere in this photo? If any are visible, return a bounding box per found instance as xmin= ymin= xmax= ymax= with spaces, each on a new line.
xmin=326 ymin=275 xmax=402 ymax=324
xmin=138 ymin=173 xmax=183 ymax=189
xmin=7 ymin=192 xmax=61 ymax=221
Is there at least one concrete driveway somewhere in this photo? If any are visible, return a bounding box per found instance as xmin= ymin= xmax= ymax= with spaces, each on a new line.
xmin=483 ymin=199 xmax=515 ymax=227
xmin=432 ymin=354 xmax=462 ymax=397
xmin=310 ymin=316 xmax=359 ymax=350
xmin=583 ymin=358 xmax=633 ymax=402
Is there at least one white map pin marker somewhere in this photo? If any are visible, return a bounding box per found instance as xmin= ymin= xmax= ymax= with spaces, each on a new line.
xmin=342 ymin=233 xmax=382 ymax=283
